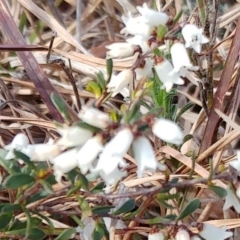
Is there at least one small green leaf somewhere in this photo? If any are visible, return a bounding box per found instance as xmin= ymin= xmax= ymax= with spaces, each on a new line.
xmin=113 ymin=199 xmax=135 ymax=215
xmin=74 ymin=121 xmax=100 ymax=133
xmin=106 ymin=58 xmax=113 ymax=83
xmin=55 ymin=228 xmax=76 ymax=240
xmin=4 ymin=173 xmax=35 ymax=189
xmin=92 ymin=206 xmax=114 ymax=214
xmin=92 ymin=223 xmax=106 ymax=240
xmin=0 ymin=213 xmax=12 ymax=229
xmin=145 ymin=216 xmax=172 ymax=224
xmin=177 ymin=198 xmax=200 ymax=221
xmin=96 ymin=71 xmax=106 ymax=90
xmin=173 ymin=10 xmax=183 ymax=24
xmin=51 ymin=93 xmax=71 ymax=122
xmin=28 ymin=228 xmax=46 ymax=240
xmin=174 ymin=102 xmax=194 ymax=122
xmin=210 ymin=185 xmax=227 ymax=198
xmin=86 ymin=81 xmax=102 ymax=98
xmin=90 ymin=182 xmax=105 ymax=193
xmin=1 ymin=204 xmax=21 ymax=213
xmin=157 ymin=24 xmax=168 ymax=40
xmin=39 ymin=180 xmax=53 ymax=194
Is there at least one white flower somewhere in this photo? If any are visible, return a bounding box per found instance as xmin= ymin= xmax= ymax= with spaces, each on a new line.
xmin=175 ymin=229 xmax=190 ymax=240
xmin=136 ymin=3 xmax=169 ymax=27
xmin=120 ymin=12 xmax=154 ymax=37
xmin=4 ymin=133 xmax=29 ymax=160
xmin=126 ymin=35 xmax=150 ymax=53
xmin=135 ymin=57 xmax=154 ymax=81
xmin=152 ymin=118 xmax=184 ymax=145
xmin=103 ymin=217 xmax=126 ymax=231
xmin=76 ymin=217 xmax=95 ymax=240
xmin=154 ymin=59 xmax=184 ymax=92
xmin=182 ymin=24 xmax=209 ymax=53
xmin=51 ymin=148 xmax=78 ymax=183
xmin=190 ymin=236 xmax=201 ymax=240
xmin=56 ymin=125 xmax=92 ymax=149
xmin=106 ymin=42 xmax=135 ymax=59
xmin=107 ymin=69 xmax=134 ymax=97
xmin=94 ymin=154 xmax=127 ymax=192
xmin=148 ymin=231 xmax=164 ymax=240
xmin=199 ymin=223 xmax=233 ymax=240
xmin=78 ymin=106 xmax=111 ymax=129
xmin=101 ymin=127 xmax=133 ymax=157
xmin=22 ymin=138 xmax=60 ymax=162
xmin=132 ymin=136 xmax=166 ymax=178
xmin=223 ymin=185 xmax=240 ymax=213
xmin=229 ymin=150 xmax=240 ymax=171
xmin=169 ymin=42 xmax=199 ymax=77
xmin=77 ymin=135 xmax=103 ymax=174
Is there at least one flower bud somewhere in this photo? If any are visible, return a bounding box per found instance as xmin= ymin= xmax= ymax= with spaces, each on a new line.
xmin=152 ymin=118 xmax=184 ymax=145
xmin=175 ymin=229 xmax=190 ymax=240
xmin=78 ymin=106 xmax=111 ymax=129
xmin=106 ymin=42 xmax=135 ymax=59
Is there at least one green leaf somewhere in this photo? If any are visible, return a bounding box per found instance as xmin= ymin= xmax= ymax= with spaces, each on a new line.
xmin=145 ymin=216 xmax=172 ymax=224
xmin=3 ymin=173 xmax=35 ymax=189
xmin=173 ymin=10 xmax=183 ymax=24
xmin=28 ymin=228 xmax=46 ymax=240
xmin=125 ymin=101 xmax=141 ymax=123
xmin=177 ymin=198 xmax=200 ymax=221
xmin=106 ymin=58 xmax=113 ymax=83
xmin=1 ymin=204 xmax=21 ymax=213
xmin=51 ymin=93 xmax=71 ymax=122
xmin=96 ymin=71 xmax=106 ymax=91
xmin=74 ymin=121 xmax=100 ymax=133
xmin=90 ymin=182 xmax=105 ymax=193
xmin=0 ymin=213 xmax=12 ymax=229
xmin=157 ymin=24 xmax=168 ymax=40
xmin=174 ymin=102 xmax=194 ymax=122
xmin=39 ymin=180 xmax=53 ymax=194
xmin=92 ymin=223 xmax=106 ymax=240
xmin=210 ymin=185 xmax=227 ymax=198
xmin=26 ymin=190 xmax=50 ymax=204
xmin=113 ymin=199 xmax=135 ymax=215
xmin=0 ymin=156 xmax=20 ymax=174
xmin=86 ymin=81 xmax=102 ymax=98
xmin=55 ymin=228 xmax=76 ymax=240
xmin=92 ymin=206 xmax=114 ymax=214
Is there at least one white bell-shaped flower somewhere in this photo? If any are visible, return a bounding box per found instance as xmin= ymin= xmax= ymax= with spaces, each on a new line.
xmin=106 ymin=42 xmax=135 ymax=59
xmin=77 ymin=135 xmax=103 ymax=174
xmin=135 ymin=57 xmax=154 ymax=81
xmin=4 ymin=133 xmax=29 ymax=160
xmin=136 ymin=3 xmax=169 ymax=27
xmin=120 ymin=12 xmax=154 ymax=37
xmin=78 ymin=106 xmax=111 ymax=129
xmin=56 ymin=125 xmax=92 ymax=149
xmin=169 ymin=42 xmax=199 ymax=77
xmin=126 ymin=35 xmax=151 ymax=53
xmin=148 ymin=231 xmax=164 ymax=240
xmin=51 ymin=148 xmax=78 ymax=184
xmin=76 ymin=217 xmax=95 ymax=240
xmin=223 ymin=185 xmax=240 ymax=213
xmin=152 ymin=118 xmax=184 ymax=145
xmin=107 ymin=69 xmax=134 ymax=97
xmin=101 ymin=127 xmax=133 ymax=157
xmin=154 ymin=59 xmax=184 ymax=92
xmin=199 ymin=223 xmax=233 ymax=240
xmin=22 ymin=138 xmax=60 ymax=162
xmin=94 ymin=154 xmax=127 ymax=192
xmin=175 ymin=229 xmax=190 ymax=240
xmin=132 ymin=136 xmax=166 ymax=178
xmin=182 ymin=24 xmax=209 ymax=53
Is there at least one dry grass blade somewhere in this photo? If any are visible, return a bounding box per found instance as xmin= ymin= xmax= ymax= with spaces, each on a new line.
xmin=199 ymin=16 xmax=240 ymax=154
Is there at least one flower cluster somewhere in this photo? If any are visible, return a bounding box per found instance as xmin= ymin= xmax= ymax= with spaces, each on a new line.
xmin=4 ymin=106 xmax=183 ymax=192
xmin=105 ymin=3 xmax=209 ymax=96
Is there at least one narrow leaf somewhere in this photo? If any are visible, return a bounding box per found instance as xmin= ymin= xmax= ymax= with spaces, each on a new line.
xmin=55 ymin=228 xmax=76 ymax=240
xmin=177 ymin=198 xmax=200 ymax=220
xmin=113 ymin=199 xmax=135 ymax=215
xmin=210 ymin=185 xmax=227 ymax=198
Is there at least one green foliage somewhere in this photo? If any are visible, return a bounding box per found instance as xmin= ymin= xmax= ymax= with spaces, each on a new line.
xmin=210 ymin=185 xmax=227 ymax=198
xmin=3 ymin=173 xmax=35 ymax=189
xmin=113 ymin=199 xmax=135 ymax=215
xmin=177 ymin=199 xmax=200 ymax=221
xmin=55 ymin=228 xmax=76 ymax=240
